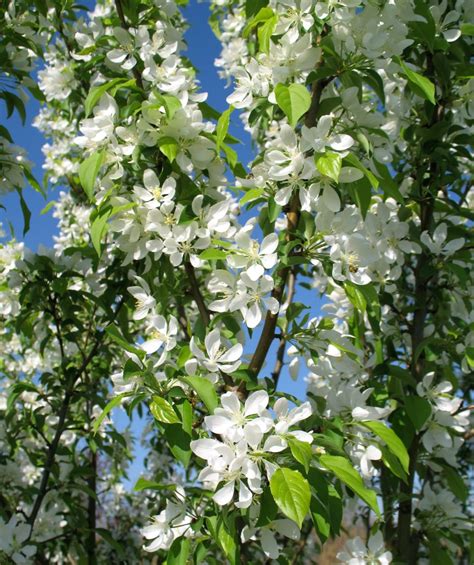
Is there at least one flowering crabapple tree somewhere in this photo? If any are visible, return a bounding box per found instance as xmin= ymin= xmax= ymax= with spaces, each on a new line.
xmin=0 ymin=0 xmax=473 ymax=563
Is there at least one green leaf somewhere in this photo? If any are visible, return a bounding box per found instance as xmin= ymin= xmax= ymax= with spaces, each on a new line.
xmin=353 ymin=282 xmax=381 ymax=332
xmin=274 ymin=83 xmax=312 ymax=128
xmin=396 ymin=57 xmax=436 ymax=104
xmin=373 ymin=161 xmax=404 ymax=204
xmin=157 ymin=136 xmax=179 ymax=162
xmin=181 ymin=377 xmax=218 ymax=412
xmin=443 ymin=466 xmax=468 ymax=502
xmin=40 ymin=200 xmax=56 ymax=215
xmin=310 ymin=497 xmax=330 ymax=544
xmin=17 ymin=189 xmax=31 ymax=236
xmin=270 ymin=467 xmax=311 ymax=528
xmin=167 ymin=537 xmax=191 ymax=565
xmin=90 ymin=206 xmax=112 ymax=257
xmin=380 ymin=445 xmax=408 ymax=482
xmin=162 ymin=423 xmax=192 ymax=467
xmin=319 ymin=455 xmax=380 ymax=515
xmin=243 ymin=7 xmax=274 ymax=37
xmin=84 ymin=78 xmax=135 ymax=117
xmin=150 ymin=396 xmax=180 ymax=424
xmin=79 ymin=150 xmax=105 ymax=201
xmin=245 ymin=0 xmax=268 ymax=18
xmin=133 ymin=477 xmax=175 ymax=491
xmin=343 ymin=153 xmax=379 ymax=188
xmin=288 ymin=437 xmax=312 ymax=473
xmin=466 ymin=346 xmax=474 ymax=368
xmin=216 ymin=105 xmax=234 ymax=153
xmin=240 ymin=188 xmax=265 ymax=205
xmin=199 ymin=248 xmax=227 ymax=260
xmin=315 ymin=152 xmax=342 ymax=182
xmin=268 ymin=199 xmax=282 ymax=222
xmin=221 ymin=142 xmax=238 ymax=169
xmin=362 ymin=421 xmax=409 ymax=475
xmin=360 ymin=68 xmax=386 ymax=105
xmin=24 ymin=167 xmax=45 ymax=196
xmin=105 ymin=325 xmax=145 ymax=358
xmin=345 ymin=176 xmax=372 ymax=219
xmin=344 ymin=282 xmax=367 ymax=313
xmin=153 ymin=93 xmax=181 ymax=120
xmin=206 ymin=515 xmax=240 ymax=565
xmin=461 ymin=23 xmax=474 ymax=36
xmin=258 ymin=14 xmax=278 ymax=54
xmin=256 ymin=487 xmax=279 ymax=527
xmin=405 ymin=396 xmax=432 ymax=431
xmin=93 ymin=394 xmax=129 ymax=434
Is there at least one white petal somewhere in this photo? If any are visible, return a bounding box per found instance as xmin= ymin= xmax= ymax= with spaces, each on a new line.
xmin=190 ymin=438 xmax=222 ymax=460
xmin=221 ymin=392 xmax=241 ymax=414
xmin=329 ymin=133 xmax=354 ymax=151
xmin=219 ymin=343 xmax=243 ymax=363
xmin=261 ymin=233 xmax=279 ymax=255
xmin=107 ymin=49 xmax=127 ymax=64
xmin=205 ymin=329 xmax=221 ymax=359
xmin=244 ymin=390 xmax=269 ymax=416
xmin=235 ymin=481 xmax=253 ymax=509
xmin=246 ymin=263 xmax=264 ymax=281
xmin=205 ymin=415 xmax=232 ymax=435
xmin=213 ymin=481 xmax=235 ymax=505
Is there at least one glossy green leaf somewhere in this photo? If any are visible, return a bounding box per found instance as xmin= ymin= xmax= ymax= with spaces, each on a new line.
xmin=84 ymin=78 xmax=135 ymax=117
xmin=216 ymin=105 xmax=234 ymax=153
xmin=17 ymin=189 xmax=31 ymax=236
xmin=243 ymin=7 xmax=274 ymax=37
xmin=316 ymin=152 xmax=342 ymax=182
xmin=362 ymin=421 xmax=409 ymax=474
xmin=157 ymin=136 xmax=179 ymax=162
xmin=90 ymin=206 xmax=112 ymax=257
xmin=199 ymin=248 xmax=227 ymax=260
xmin=443 ymin=465 xmax=468 ymax=502
xmin=167 ymin=537 xmax=191 ymax=565
xmin=150 ymin=396 xmax=180 ymax=424
xmin=405 ymin=396 xmax=432 ymax=431
xmin=79 ymin=149 xmax=105 ymax=201
xmin=133 ymin=477 xmax=175 ymax=491
xmin=258 ymin=14 xmax=278 ymax=54
xmin=181 ymin=376 xmax=218 ymax=412
xmin=206 ymin=515 xmax=239 ymax=565
xmin=275 ymin=83 xmax=312 ymax=128
xmin=343 ymin=153 xmax=379 ymax=188
xmin=162 ymin=422 xmax=191 ymax=467
xmin=270 ymin=467 xmax=311 ymax=527
xmin=93 ymin=393 xmax=129 ymax=435
xmin=319 ymin=455 xmax=380 ymax=515
xmin=396 ymin=58 xmax=436 ymax=104
xmin=288 ymin=437 xmax=312 ymax=473
xmin=240 ymin=188 xmax=265 ymax=205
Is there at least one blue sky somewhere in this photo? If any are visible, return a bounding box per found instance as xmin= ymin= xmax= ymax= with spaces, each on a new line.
xmin=1 ymin=0 xmax=312 ymax=485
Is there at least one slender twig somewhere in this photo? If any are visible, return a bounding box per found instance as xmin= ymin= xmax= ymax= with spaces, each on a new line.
xmin=248 ymin=68 xmax=332 ymax=378
xmin=26 ymin=299 xmax=125 ymax=536
xmin=184 ymin=261 xmax=211 ymax=326
xmin=270 ymin=270 xmax=297 ymax=387
xmin=396 ymin=53 xmax=445 ymax=564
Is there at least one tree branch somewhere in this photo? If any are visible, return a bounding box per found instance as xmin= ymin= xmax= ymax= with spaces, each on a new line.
xmin=248 ymin=69 xmax=331 ymax=378
xmin=26 ymin=299 xmax=125 ymax=536
xmin=396 ymin=53 xmax=445 ymax=563
xmin=184 ymin=261 xmax=211 ymax=326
